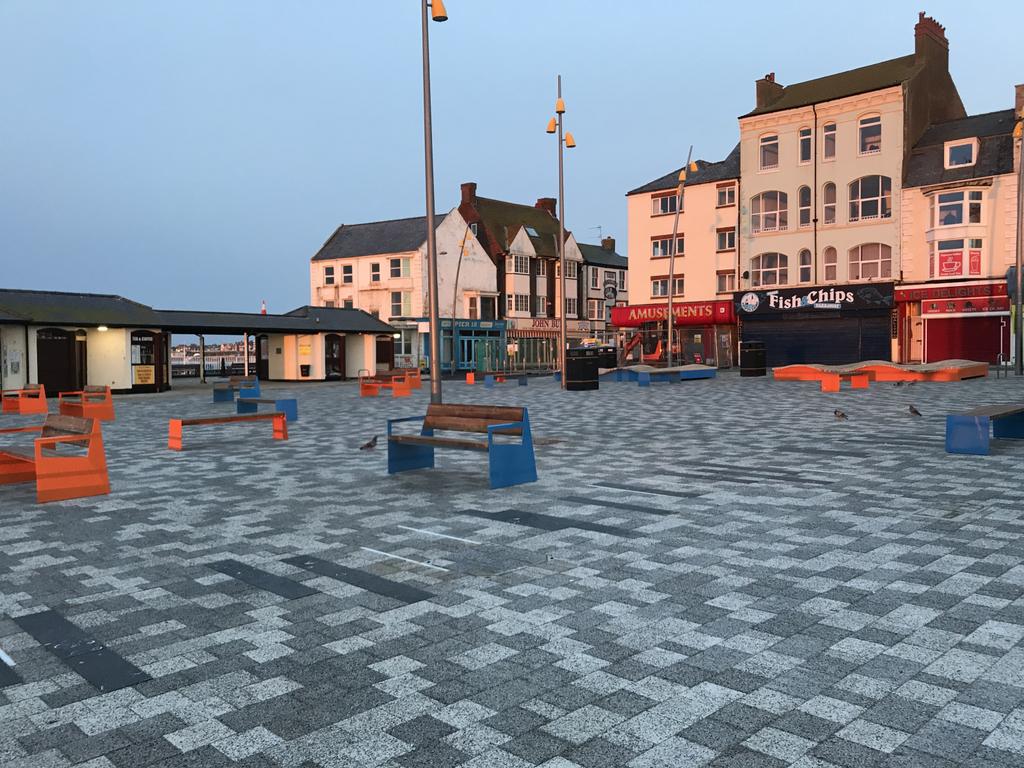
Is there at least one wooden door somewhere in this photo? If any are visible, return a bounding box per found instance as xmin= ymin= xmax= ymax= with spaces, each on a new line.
xmin=36 ymin=328 xmax=78 ymax=394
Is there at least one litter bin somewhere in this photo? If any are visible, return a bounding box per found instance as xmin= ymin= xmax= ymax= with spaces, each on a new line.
xmin=565 ymin=347 xmax=599 ymax=391
xmin=300 ymin=364 xmax=311 ymax=377
xmin=739 ymin=341 xmax=766 ymax=377
xmin=596 ymin=345 xmax=617 ymax=369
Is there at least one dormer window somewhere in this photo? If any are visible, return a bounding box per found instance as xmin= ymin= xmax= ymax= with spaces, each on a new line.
xmin=945 ymin=139 xmax=978 ymax=169
xmin=525 ymin=225 xmax=540 ymax=237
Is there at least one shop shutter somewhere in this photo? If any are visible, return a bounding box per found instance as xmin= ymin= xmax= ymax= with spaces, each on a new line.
xmin=742 ymin=313 xmax=891 ymax=366
xmin=924 ymin=316 xmax=1008 ymax=364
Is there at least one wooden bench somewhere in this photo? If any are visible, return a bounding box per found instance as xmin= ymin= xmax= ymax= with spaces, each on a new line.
xmin=168 ymin=413 xmax=288 ymax=451
xmin=946 ymin=404 xmax=1024 ymax=455
xmin=2 ymin=384 xmax=48 ymax=415
xmin=359 ymin=373 xmax=412 ymax=398
xmin=213 ymin=376 xmax=260 ymax=403
xmin=387 ymin=403 xmax=537 ymax=489
xmin=0 ymin=414 xmax=110 ymax=503
xmin=59 ymin=385 xmax=115 ymax=421
xmin=236 ymin=397 xmax=298 ymax=422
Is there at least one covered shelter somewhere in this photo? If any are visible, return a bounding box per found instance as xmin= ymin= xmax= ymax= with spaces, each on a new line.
xmin=0 ymin=288 xmax=396 ymax=394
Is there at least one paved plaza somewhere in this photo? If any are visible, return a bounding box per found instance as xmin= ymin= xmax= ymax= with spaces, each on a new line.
xmin=3 ymin=372 xmax=1024 ymax=767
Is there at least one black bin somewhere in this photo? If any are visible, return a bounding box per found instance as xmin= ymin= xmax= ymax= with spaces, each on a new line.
xmin=565 ymin=347 xmax=599 ymax=391
xmin=596 ymin=345 xmax=618 ymax=369
xmin=300 ymin=364 xmax=311 ymax=377
xmin=739 ymin=341 xmax=766 ymax=377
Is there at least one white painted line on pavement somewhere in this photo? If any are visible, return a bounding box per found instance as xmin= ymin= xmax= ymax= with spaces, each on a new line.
xmin=360 ymin=547 xmax=450 ymax=572
xmin=396 ymin=525 xmax=481 ymax=545
xmin=0 ymin=647 xmax=16 ymax=667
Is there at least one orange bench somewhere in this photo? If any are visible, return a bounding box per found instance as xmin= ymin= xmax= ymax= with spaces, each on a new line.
xmin=168 ymin=413 xmax=288 ymax=451
xmin=773 ymin=365 xmax=874 ymax=392
xmin=2 ymin=384 xmax=48 ymax=415
xmin=59 ymin=385 xmax=115 ymax=421
xmin=0 ymin=414 xmax=110 ymax=503
xmin=359 ymin=373 xmax=412 ymax=398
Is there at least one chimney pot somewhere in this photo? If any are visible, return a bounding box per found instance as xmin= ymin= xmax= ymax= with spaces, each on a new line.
xmin=535 ymin=197 xmax=557 ymax=218
xmin=755 ymin=73 xmax=784 ymax=110
xmin=460 ymin=181 xmax=477 ymax=205
xmin=601 ymin=237 xmax=616 ymax=252
xmin=915 ymin=12 xmax=949 ymax=65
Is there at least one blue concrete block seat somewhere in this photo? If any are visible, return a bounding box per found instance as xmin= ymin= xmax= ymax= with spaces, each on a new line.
xmin=605 ymin=365 xmax=717 ymax=387
xmin=212 ymin=376 xmax=260 ymax=403
xmin=387 ymin=403 xmax=537 ymax=489
xmin=237 ymin=397 xmax=298 ymax=422
xmin=946 ymin=404 xmax=1024 ymax=455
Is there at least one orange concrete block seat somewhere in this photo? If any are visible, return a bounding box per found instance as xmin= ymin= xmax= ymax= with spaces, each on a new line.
xmin=0 ymin=414 xmax=110 ymax=503
xmin=59 ymin=386 xmax=115 ymax=421
xmin=774 ymin=359 xmax=988 ymax=389
xmin=2 ymin=384 xmax=48 ymax=415
xmin=359 ymin=373 xmax=412 ymax=398
xmin=772 ymin=365 xmax=874 ymax=392
xmin=168 ymin=413 xmax=288 ymax=451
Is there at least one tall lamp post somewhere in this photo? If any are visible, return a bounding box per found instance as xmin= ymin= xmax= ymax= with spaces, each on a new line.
xmin=665 ymin=150 xmax=695 ymax=369
xmin=545 ymin=75 xmax=576 ymax=389
xmin=421 ymin=0 xmax=447 ymax=402
xmin=1014 ymin=111 xmax=1023 ymax=375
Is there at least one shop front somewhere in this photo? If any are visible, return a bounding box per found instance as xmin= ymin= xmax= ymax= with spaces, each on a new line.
xmin=896 ymin=280 xmax=1009 ymax=364
xmin=611 ymin=300 xmax=736 ymax=367
xmin=505 ymin=318 xmax=594 ymax=370
xmin=421 ymin=318 xmax=507 ymax=373
xmin=734 ymin=283 xmax=895 ymax=367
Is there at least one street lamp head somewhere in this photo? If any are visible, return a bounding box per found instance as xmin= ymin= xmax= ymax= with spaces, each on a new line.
xmin=678 ymin=168 xmax=687 ymax=182
xmin=430 ymin=0 xmax=448 ymax=22
xmin=689 ymin=161 xmax=699 ymax=172
xmin=564 ymin=132 xmax=576 ymax=148
xmin=546 ymin=116 xmax=557 ymax=134
xmin=555 ymin=97 xmax=565 ymax=114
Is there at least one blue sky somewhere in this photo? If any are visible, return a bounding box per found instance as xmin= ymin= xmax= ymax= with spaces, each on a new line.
xmin=1 ymin=1 xmax=1022 ymax=314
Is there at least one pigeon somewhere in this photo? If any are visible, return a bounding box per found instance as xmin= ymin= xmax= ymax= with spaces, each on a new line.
xmin=908 ymin=405 xmax=922 ymax=417
xmin=359 ymin=435 xmax=378 ymax=450
xmin=892 ymin=381 xmax=904 ymax=387
xmin=907 ymin=380 xmax=917 ymax=387
xmin=834 ymin=409 xmax=848 ymax=420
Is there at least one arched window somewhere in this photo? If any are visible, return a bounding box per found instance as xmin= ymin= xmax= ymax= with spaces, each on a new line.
xmin=823 ymin=183 xmax=837 ymax=224
xmin=859 ymin=114 xmax=882 ymax=154
xmin=849 ymin=175 xmax=892 ymax=222
xmin=799 ymin=249 xmax=812 ymax=283
xmin=750 ymin=253 xmax=788 ymax=287
xmin=759 ymin=134 xmax=779 ymax=170
xmin=849 ymin=243 xmax=892 ymax=280
xmin=750 ymin=191 xmax=788 ymax=233
xmin=823 ymin=122 xmax=836 ymax=159
xmin=799 ymin=127 xmax=812 ymax=164
xmin=798 ymin=186 xmax=811 ymax=227
xmin=823 ymin=247 xmax=838 ymax=281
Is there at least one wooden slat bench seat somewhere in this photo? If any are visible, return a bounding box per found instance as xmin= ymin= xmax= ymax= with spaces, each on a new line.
xmin=1 ymin=384 xmax=48 ymax=415
xmin=168 ymin=413 xmax=287 ymax=451
xmin=213 ymin=376 xmax=260 ymax=403
xmin=359 ymin=372 xmax=412 ymax=398
xmin=59 ymin=385 xmax=115 ymax=421
xmin=0 ymin=414 xmax=110 ymax=502
xmin=236 ymin=397 xmax=298 ymax=422
xmin=387 ymin=403 xmax=537 ymax=489
xmin=946 ymin=403 xmax=1024 ymax=455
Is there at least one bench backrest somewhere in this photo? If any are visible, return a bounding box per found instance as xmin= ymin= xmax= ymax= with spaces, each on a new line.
xmin=84 ymin=385 xmax=108 ymax=394
xmin=423 ymin=404 xmax=525 ymax=435
xmin=41 ymin=414 xmax=94 ymax=448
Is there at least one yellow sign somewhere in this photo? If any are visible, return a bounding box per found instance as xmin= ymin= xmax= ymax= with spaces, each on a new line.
xmin=298 ymin=344 xmax=312 ymax=356
xmin=133 ymin=365 xmax=155 ymax=385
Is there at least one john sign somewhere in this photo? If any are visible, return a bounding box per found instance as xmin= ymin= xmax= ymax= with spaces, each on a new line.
xmin=735 ymin=283 xmax=894 ymax=315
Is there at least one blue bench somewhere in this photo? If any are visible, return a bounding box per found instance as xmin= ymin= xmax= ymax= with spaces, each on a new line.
xmin=637 ymin=368 xmax=717 ymax=387
xmin=213 ymin=376 xmax=260 ymax=403
xmin=237 ymin=397 xmax=298 ymax=422
xmin=946 ymin=404 xmax=1024 ymax=455
xmin=387 ymin=403 xmax=537 ymax=489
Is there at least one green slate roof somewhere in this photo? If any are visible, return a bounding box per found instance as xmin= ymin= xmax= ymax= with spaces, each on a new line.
xmin=741 ymin=54 xmax=920 ymax=118
xmin=474 ymin=197 xmax=561 ymax=257
xmin=0 ymin=289 xmax=162 ymax=327
xmin=578 ymin=243 xmax=627 ymax=269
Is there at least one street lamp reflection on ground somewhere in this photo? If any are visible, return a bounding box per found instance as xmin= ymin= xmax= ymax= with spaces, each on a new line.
xmin=421 ymin=0 xmax=447 ymax=402
xmin=546 ymin=75 xmax=576 ymax=389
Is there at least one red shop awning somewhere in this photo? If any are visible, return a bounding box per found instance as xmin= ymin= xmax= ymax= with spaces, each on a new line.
xmin=611 ymin=300 xmax=735 ymax=327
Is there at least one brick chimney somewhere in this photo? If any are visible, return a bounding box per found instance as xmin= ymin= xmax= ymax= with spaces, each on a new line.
xmin=915 ymin=12 xmax=948 ymax=70
xmin=755 ymin=72 xmax=784 ymax=110
xmin=460 ymin=181 xmax=477 ymax=205
xmin=1016 ymin=84 xmax=1024 ymax=117
xmin=535 ymin=197 xmax=557 ymax=218
xmin=601 ymin=237 xmax=616 ymax=252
